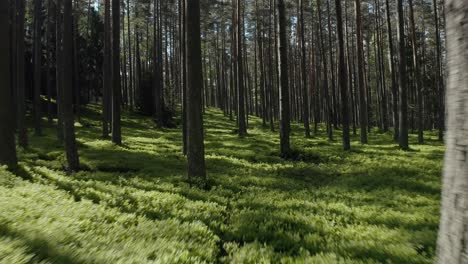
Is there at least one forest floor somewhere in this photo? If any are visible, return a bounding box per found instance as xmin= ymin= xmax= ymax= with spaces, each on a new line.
xmin=0 ymin=104 xmax=444 ymax=264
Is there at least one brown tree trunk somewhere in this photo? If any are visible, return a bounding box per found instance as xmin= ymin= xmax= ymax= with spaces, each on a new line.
xmin=299 ymin=0 xmax=310 ymax=138
xmin=355 ymin=0 xmax=368 ymax=144
xmin=236 ymin=0 xmax=247 ymax=136
xmin=112 ymin=0 xmax=122 ymax=144
xmin=62 ymin=0 xmax=79 ymax=171
xmin=396 ymin=0 xmax=408 ymax=150
xmin=336 ymin=0 xmax=350 ymax=150
xmin=103 ymin=0 xmax=111 ymax=138
xmin=185 ymin=0 xmax=206 ymax=186
xmin=277 ymin=0 xmax=290 ymax=156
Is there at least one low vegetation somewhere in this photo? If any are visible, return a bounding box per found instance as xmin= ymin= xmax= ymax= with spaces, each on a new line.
xmin=0 ymin=105 xmax=443 ymax=263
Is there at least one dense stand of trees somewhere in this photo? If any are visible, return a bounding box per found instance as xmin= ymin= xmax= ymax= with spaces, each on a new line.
xmin=5 ymin=0 xmax=468 ymax=261
xmin=0 ymin=0 xmax=452 ymax=182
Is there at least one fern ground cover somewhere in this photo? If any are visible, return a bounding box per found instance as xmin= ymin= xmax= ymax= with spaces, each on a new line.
xmin=0 ymin=105 xmax=443 ymax=263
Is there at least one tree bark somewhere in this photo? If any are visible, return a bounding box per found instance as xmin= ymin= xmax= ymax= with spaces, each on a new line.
xmin=237 ymin=0 xmax=247 ymax=136
xmin=436 ymin=0 xmax=468 ymax=262
xmin=62 ymin=0 xmax=79 ymax=171
xmin=355 ymin=0 xmax=368 ymax=144
xmin=299 ymin=0 xmax=310 ymax=138
xmin=185 ymin=0 xmax=206 ymax=186
xmin=112 ymin=0 xmax=122 ymax=144
xmin=336 ymin=0 xmax=350 ymax=150
xmin=277 ymin=0 xmax=290 ymax=156
xmin=396 ymin=0 xmax=408 ymax=150
xmin=103 ymin=0 xmax=111 ymax=138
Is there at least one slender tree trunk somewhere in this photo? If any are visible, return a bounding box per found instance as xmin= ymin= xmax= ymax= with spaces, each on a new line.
xmin=433 ymin=0 xmax=444 ymax=141
xmin=396 ymin=0 xmax=408 ymax=150
xmin=299 ymin=0 xmax=310 ymax=138
xmin=336 ymin=0 xmax=350 ymax=150
xmin=237 ymin=0 xmax=247 ymax=136
xmin=0 ymin=0 xmax=17 ymax=167
xmin=185 ymin=0 xmax=206 ymax=186
xmin=277 ymin=0 xmax=290 ymax=156
xmin=112 ymin=0 xmax=122 ymax=144
xmin=56 ymin=0 xmax=64 ymax=141
xmin=436 ymin=0 xmax=468 ymax=262
xmin=16 ymin=0 xmax=28 ymax=148
xmin=385 ymin=0 xmax=399 ymax=141
xmin=103 ymin=0 xmax=111 ymax=138
xmin=33 ymin=0 xmax=43 ymax=135
xmin=62 ymin=0 xmax=79 ymax=171
xmin=355 ymin=0 xmax=368 ymax=143
xmin=408 ymin=0 xmax=423 ymax=144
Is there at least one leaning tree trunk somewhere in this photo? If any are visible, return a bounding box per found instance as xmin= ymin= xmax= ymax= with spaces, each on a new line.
xmin=0 ymin=0 xmax=17 ymax=167
xmin=436 ymin=0 xmax=468 ymax=262
xmin=185 ymin=0 xmax=206 ymax=186
xmin=277 ymin=0 xmax=290 ymax=156
xmin=62 ymin=0 xmax=79 ymax=171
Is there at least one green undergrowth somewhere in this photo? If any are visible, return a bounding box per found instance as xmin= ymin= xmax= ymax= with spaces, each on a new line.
xmin=0 ymin=104 xmax=444 ymax=263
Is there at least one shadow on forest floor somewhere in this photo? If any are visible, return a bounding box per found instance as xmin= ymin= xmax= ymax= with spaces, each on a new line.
xmin=0 ymin=104 xmax=443 ymax=264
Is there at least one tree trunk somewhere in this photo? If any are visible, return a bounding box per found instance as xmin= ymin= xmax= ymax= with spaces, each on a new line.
xmin=237 ymin=0 xmax=247 ymax=136
xmin=385 ymin=0 xmax=399 ymax=141
xmin=355 ymin=0 xmax=368 ymax=144
xmin=396 ymin=0 xmax=408 ymax=150
xmin=336 ymin=0 xmax=350 ymax=150
xmin=16 ymin=0 xmax=27 ymax=148
xmin=436 ymin=0 xmax=468 ymax=262
xmin=299 ymin=0 xmax=310 ymax=138
xmin=408 ymin=0 xmax=423 ymax=144
xmin=0 ymin=0 xmax=17 ymax=167
xmin=112 ymin=0 xmax=122 ymax=144
xmin=103 ymin=0 xmax=111 ymax=138
xmin=277 ymin=0 xmax=290 ymax=156
xmin=33 ymin=0 xmax=43 ymax=135
xmin=62 ymin=0 xmax=79 ymax=171
xmin=185 ymin=0 xmax=206 ymax=186
xmin=433 ymin=0 xmax=444 ymax=141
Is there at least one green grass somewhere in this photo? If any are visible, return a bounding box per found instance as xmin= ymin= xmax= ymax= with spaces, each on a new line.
xmin=0 ymin=104 xmax=444 ymax=263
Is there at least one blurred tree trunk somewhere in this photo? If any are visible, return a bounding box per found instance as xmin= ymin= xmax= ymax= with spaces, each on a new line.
xmin=0 ymin=0 xmax=17 ymax=167
xmin=16 ymin=0 xmax=28 ymax=148
xmin=33 ymin=0 xmax=43 ymax=135
xmin=62 ymin=0 xmax=79 ymax=171
xmin=103 ymin=0 xmax=111 ymax=138
xmin=436 ymin=0 xmax=468 ymax=262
